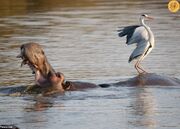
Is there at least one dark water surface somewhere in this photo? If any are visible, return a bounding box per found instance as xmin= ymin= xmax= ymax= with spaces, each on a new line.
xmin=0 ymin=0 xmax=180 ymax=129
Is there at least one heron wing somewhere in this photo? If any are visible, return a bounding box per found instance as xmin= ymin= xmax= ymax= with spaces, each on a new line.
xmin=128 ymin=40 xmax=149 ymax=62
xmin=118 ymin=26 xmax=148 ymax=45
xmin=118 ymin=25 xmax=139 ymax=44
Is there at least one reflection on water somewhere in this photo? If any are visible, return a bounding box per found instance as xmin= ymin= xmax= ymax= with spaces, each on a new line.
xmin=0 ymin=0 xmax=180 ymax=129
xmin=1 ymin=87 xmax=180 ymax=129
xmin=24 ymin=96 xmax=55 ymax=111
xmin=128 ymin=88 xmax=157 ymax=128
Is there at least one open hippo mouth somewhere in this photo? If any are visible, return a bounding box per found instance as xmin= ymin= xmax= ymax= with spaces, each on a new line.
xmin=17 ymin=55 xmax=36 ymax=74
xmin=16 ymin=43 xmax=67 ymax=90
xmin=25 ymin=61 xmax=36 ymax=74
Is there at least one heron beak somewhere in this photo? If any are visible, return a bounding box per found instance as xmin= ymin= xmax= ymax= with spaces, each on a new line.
xmin=147 ymin=16 xmax=154 ymax=20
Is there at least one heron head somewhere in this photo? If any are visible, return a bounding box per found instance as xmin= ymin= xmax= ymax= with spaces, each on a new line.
xmin=141 ymin=14 xmax=154 ymax=20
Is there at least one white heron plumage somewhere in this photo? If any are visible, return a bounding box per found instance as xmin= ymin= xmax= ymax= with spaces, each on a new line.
xmin=118 ymin=14 xmax=155 ymax=74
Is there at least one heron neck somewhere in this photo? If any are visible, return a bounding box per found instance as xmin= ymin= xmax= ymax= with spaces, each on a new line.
xmin=140 ymin=17 xmax=154 ymax=46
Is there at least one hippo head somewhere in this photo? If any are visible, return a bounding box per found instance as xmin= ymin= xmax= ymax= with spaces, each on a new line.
xmin=17 ymin=43 xmax=65 ymax=92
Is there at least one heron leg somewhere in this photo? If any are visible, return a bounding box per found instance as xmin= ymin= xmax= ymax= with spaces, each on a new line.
xmin=137 ymin=63 xmax=147 ymax=74
xmin=135 ymin=60 xmax=147 ymax=74
xmin=135 ymin=61 xmax=142 ymax=74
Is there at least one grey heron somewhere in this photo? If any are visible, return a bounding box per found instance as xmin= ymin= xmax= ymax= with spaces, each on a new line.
xmin=118 ymin=14 xmax=155 ymax=74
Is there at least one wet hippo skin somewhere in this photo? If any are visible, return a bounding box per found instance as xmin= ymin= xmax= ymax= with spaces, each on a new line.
xmin=99 ymin=73 xmax=180 ymax=87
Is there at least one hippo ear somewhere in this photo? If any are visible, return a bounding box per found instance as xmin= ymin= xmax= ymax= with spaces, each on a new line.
xmin=63 ymin=81 xmax=71 ymax=90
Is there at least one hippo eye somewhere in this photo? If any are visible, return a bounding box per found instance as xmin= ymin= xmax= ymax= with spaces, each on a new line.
xmin=63 ymin=81 xmax=71 ymax=90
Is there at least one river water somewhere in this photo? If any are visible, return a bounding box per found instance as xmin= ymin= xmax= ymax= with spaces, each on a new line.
xmin=0 ymin=0 xmax=180 ymax=129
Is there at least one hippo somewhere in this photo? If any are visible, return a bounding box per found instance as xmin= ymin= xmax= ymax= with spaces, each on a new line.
xmin=1 ymin=42 xmax=179 ymax=96
xmin=16 ymin=43 xmax=97 ymax=95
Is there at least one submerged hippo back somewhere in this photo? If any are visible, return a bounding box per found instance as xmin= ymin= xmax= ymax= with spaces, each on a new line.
xmin=115 ymin=73 xmax=180 ymax=86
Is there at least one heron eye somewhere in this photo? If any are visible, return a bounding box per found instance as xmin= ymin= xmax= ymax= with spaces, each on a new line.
xmin=142 ymin=14 xmax=148 ymax=17
xmin=141 ymin=14 xmax=145 ymax=17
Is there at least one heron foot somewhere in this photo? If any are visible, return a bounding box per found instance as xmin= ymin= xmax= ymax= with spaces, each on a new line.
xmin=138 ymin=71 xmax=148 ymax=75
xmin=135 ymin=62 xmax=148 ymax=74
